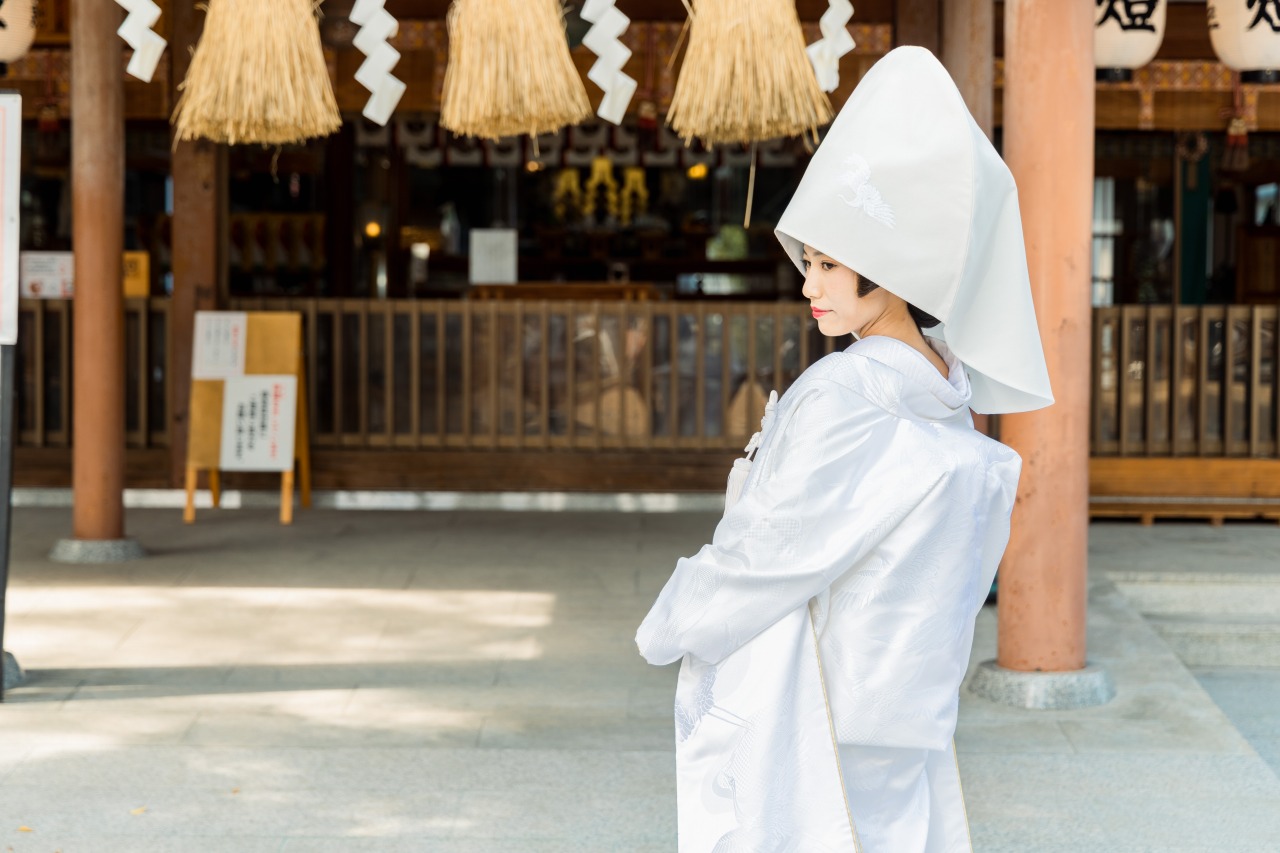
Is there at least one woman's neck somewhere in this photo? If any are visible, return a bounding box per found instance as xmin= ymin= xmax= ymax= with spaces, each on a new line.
xmin=858 ymin=314 xmax=949 ymax=379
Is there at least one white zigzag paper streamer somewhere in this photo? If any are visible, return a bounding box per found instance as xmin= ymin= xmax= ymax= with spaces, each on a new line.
xmin=116 ymin=0 xmax=166 ymax=83
xmin=350 ymin=0 xmax=407 ymax=127
xmin=580 ymin=0 xmax=636 ymax=125
xmin=806 ymin=0 xmax=855 ymax=93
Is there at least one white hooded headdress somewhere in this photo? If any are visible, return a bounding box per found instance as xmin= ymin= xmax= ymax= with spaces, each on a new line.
xmin=776 ymin=46 xmax=1053 ymax=414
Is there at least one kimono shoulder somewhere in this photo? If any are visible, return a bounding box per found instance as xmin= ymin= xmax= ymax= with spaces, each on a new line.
xmin=751 ymin=347 xmax=960 ymax=488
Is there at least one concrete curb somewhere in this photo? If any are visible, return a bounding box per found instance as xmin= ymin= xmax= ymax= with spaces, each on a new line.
xmin=13 ymin=487 xmax=727 ymax=514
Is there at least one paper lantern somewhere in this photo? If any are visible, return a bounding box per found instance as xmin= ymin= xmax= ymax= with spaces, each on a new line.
xmin=1095 ymin=0 xmax=1166 ymax=82
xmin=440 ymin=0 xmax=591 ymax=140
xmin=0 ymin=0 xmax=37 ymax=64
xmin=667 ymin=0 xmax=831 ymax=145
xmin=172 ymin=0 xmax=341 ymax=146
xmin=1208 ymin=0 xmax=1280 ymax=83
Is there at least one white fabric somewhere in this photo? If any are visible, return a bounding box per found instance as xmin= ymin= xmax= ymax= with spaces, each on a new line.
xmin=775 ymin=46 xmax=1053 ymax=414
xmin=637 ymin=335 xmax=1021 ymax=852
xmin=806 ymin=0 xmax=856 ymax=93
xmin=116 ymin=0 xmax=166 ymax=83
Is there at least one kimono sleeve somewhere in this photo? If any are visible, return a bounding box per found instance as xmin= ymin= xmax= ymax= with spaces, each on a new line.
xmin=635 ymin=381 xmax=949 ymax=666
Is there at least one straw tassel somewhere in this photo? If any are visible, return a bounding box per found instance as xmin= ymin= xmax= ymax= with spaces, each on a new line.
xmin=668 ymin=0 xmax=832 ymax=146
xmin=172 ymin=0 xmax=342 ymax=146
xmin=440 ymin=0 xmax=591 ymax=140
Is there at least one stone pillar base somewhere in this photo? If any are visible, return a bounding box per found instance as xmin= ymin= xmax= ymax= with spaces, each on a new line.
xmin=967 ymin=659 xmax=1115 ymax=710
xmin=3 ymin=651 xmax=23 ymax=691
xmin=49 ymin=538 xmax=146 ymax=564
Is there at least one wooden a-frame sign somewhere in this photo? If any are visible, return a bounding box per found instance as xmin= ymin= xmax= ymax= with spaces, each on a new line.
xmin=184 ymin=311 xmax=312 ymax=524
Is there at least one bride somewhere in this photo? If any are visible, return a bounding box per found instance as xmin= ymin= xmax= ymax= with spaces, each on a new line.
xmin=636 ymin=46 xmax=1053 ymax=853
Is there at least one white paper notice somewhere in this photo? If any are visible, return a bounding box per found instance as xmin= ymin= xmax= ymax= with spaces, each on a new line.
xmin=0 ymin=94 xmax=21 ymax=344
xmin=19 ymin=252 xmax=74 ymax=299
xmin=193 ymin=312 xmax=248 ymax=379
xmin=218 ymin=375 xmax=297 ymax=472
xmin=469 ymin=228 xmax=518 ymax=285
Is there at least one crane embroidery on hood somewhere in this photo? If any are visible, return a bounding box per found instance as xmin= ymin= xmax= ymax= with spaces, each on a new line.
xmin=836 ymin=152 xmax=895 ymax=229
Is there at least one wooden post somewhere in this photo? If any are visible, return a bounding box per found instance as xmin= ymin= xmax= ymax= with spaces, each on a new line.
xmin=942 ymin=0 xmax=994 ymax=141
xmin=895 ymin=0 xmax=940 ymax=53
xmin=942 ymin=0 xmax=994 ymax=436
xmin=998 ymin=0 xmax=1095 ymax=673
xmin=169 ymin=0 xmax=224 ymax=488
xmin=69 ymin=0 xmax=126 ymax=543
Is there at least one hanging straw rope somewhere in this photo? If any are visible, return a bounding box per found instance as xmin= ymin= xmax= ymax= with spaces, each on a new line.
xmin=668 ymin=0 xmax=832 ymax=146
xmin=440 ymin=0 xmax=591 ymax=140
xmin=172 ymin=0 xmax=342 ymax=146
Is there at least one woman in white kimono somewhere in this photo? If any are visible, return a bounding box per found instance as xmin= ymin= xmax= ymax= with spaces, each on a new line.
xmin=635 ymin=47 xmax=1055 ymax=853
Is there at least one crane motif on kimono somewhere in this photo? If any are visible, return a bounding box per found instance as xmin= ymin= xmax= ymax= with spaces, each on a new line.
xmin=836 ymin=153 xmax=895 ymax=230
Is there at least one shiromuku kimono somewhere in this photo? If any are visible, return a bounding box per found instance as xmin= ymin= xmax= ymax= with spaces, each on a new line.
xmin=635 ymin=47 xmax=1055 ymax=853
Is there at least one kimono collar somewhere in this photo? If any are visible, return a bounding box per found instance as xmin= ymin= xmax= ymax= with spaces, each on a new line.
xmin=843 ymin=335 xmax=971 ymax=422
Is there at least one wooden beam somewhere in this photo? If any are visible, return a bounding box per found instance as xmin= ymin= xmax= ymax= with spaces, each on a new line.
xmin=378 ymin=0 xmax=896 ymax=21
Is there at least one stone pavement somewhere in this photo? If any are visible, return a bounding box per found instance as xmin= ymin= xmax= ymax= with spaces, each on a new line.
xmin=1 ymin=507 xmax=1278 ymax=852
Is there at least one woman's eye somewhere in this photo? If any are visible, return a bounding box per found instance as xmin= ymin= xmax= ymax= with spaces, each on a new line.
xmin=821 ymin=262 xmax=836 ymax=271
xmin=802 ymin=261 xmax=810 ymax=270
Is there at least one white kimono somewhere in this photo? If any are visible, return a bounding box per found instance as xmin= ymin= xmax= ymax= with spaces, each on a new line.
xmin=636 ymin=336 xmax=1022 ymax=853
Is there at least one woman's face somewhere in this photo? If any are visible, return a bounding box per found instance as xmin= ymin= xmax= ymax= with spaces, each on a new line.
xmin=801 ymin=245 xmax=885 ymax=338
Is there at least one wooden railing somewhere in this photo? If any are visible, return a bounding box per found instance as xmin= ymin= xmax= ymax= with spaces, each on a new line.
xmin=1091 ymin=305 xmax=1279 ymax=458
xmin=14 ymin=299 xmax=1280 ymax=461
xmin=230 ymin=298 xmax=844 ymax=451
xmin=14 ymin=297 xmax=170 ymax=449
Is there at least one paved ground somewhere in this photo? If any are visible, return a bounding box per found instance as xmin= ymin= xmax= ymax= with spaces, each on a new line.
xmin=1 ymin=508 xmax=1278 ymax=852
xmin=1190 ymin=667 xmax=1280 ymax=777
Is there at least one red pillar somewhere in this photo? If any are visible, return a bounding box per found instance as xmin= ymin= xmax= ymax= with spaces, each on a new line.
xmin=997 ymin=0 xmax=1095 ymax=672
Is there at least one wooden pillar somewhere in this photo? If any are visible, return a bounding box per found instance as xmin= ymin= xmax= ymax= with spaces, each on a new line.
xmin=942 ymin=0 xmax=995 ymax=437
xmin=69 ymin=0 xmax=126 ymax=541
xmin=895 ymin=0 xmax=940 ymax=53
xmin=941 ymin=0 xmax=994 ymax=139
xmin=998 ymin=0 xmax=1095 ymax=672
xmin=168 ymin=0 xmax=224 ymax=487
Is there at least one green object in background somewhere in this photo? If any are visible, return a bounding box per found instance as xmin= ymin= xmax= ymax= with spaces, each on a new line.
xmin=706 ymin=225 xmax=749 ymax=260
xmin=1179 ymin=154 xmax=1212 ymax=305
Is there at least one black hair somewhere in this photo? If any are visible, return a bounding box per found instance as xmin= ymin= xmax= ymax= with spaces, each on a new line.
xmin=856 ymin=276 xmax=941 ymax=330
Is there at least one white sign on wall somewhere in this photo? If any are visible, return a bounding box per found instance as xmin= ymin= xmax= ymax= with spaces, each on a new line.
xmin=19 ymin=252 xmax=74 ymax=299
xmin=469 ymin=228 xmax=518 ymax=285
xmin=193 ymin=311 xmax=248 ymax=379
xmin=218 ymin=375 xmax=297 ymax=472
xmin=0 ymin=93 xmax=21 ymax=345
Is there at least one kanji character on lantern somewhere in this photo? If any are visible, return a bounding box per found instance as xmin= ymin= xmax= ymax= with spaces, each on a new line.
xmin=1248 ymin=0 xmax=1280 ymax=32
xmin=1097 ymin=0 xmax=1159 ymax=32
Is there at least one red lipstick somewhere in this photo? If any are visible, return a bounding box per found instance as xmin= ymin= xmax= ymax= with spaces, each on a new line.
xmin=811 ymin=307 xmax=830 ymax=319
